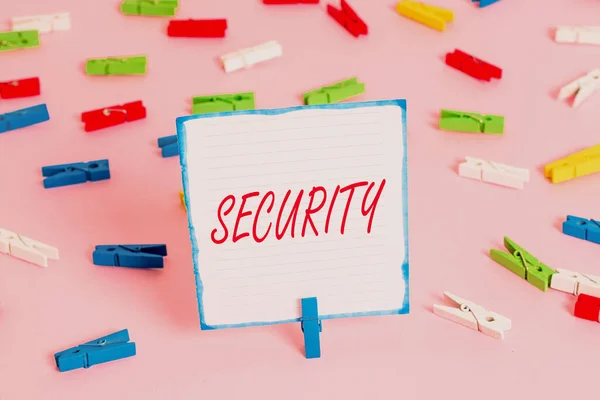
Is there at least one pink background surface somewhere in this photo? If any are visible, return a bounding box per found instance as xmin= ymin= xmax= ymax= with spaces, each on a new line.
xmin=1 ymin=0 xmax=599 ymax=398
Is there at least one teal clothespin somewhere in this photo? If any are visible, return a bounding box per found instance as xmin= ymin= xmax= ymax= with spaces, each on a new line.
xmin=120 ymin=0 xmax=179 ymax=17
xmin=303 ymin=77 xmax=365 ymax=105
xmin=192 ymin=92 xmax=255 ymax=114
xmin=85 ymin=56 xmax=147 ymax=76
xmin=439 ymin=109 xmax=504 ymax=134
xmin=0 ymin=30 xmax=40 ymax=52
xmin=300 ymin=297 xmax=321 ymax=359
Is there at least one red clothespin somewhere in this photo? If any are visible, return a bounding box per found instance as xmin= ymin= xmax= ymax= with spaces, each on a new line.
xmin=445 ymin=49 xmax=502 ymax=82
xmin=167 ymin=19 xmax=228 ymax=38
xmin=574 ymin=294 xmax=600 ymax=323
xmin=0 ymin=77 xmax=40 ymax=99
xmin=327 ymin=0 xmax=367 ymax=37
xmin=81 ymin=101 xmax=146 ymax=132
xmin=263 ymin=0 xmax=319 ymax=4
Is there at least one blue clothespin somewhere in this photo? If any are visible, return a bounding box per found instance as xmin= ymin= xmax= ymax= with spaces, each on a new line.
xmin=42 ymin=159 xmax=110 ymax=189
xmin=93 ymin=244 xmax=167 ymax=268
xmin=301 ymin=297 xmax=321 ymax=359
xmin=54 ymin=329 xmax=136 ymax=372
xmin=0 ymin=104 xmax=49 ymax=134
xmin=563 ymin=215 xmax=600 ymax=245
xmin=472 ymin=0 xmax=501 ymax=7
xmin=157 ymin=135 xmax=179 ymax=157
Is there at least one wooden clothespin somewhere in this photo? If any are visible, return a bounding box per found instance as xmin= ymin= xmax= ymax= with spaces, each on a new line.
xmin=42 ymin=160 xmax=110 ymax=189
xmin=558 ymin=69 xmax=600 ymax=107
xmin=158 ymin=135 xmax=178 ymax=157
xmin=220 ymin=41 xmax=282 ymax=73
xmin=120 ymin=0 xmax=179 ymax=17
xmin=192 ymin=92 xmax=255 ymax=114
xmin=562 ymin=215 xmax=600 ymax=245
xmin=167 ymin=19 xmax=227 ymax=38
xmin=446 ymin=49 xmax=502 ymax=81
xmin=11 ymin=12 xmax=70 ymax=33
xmin=93 ymin=245 xmax=167 ymax=268
xmin=301 ymin=297 xmax=322 ymax=358
xmin=574 ymin=294 xmax=600 ymax=323
xmin=0 ymin=104 xmax=49 ymax=134
xmin=550 ymin=269 xmax=600 ymax=298
xmin=555 ymin=26 xmax=600 ymax=46
xmin=471 ymin=0 xmax=501 ymax=8
xmin=179 ymin=190 xmax=186 ymax=211
xmin=439 ymin=110 xmax=504 ymax=134
xmin=0 ymin=30 xmax=40 ymax=52
xmin=544 ymin=144 xmax=600 ymax=184
xmin=303 ymin=77 xmax=364 ymax=105
xmin=327 ymin=0 xmax=368 ymax=37
xmin=395 ymin=0 xmax=453 ymax=32
xmin=0 ymin=77 xmax=40 ymax=99
xmin=81 ymin=101 xmax=146 ymax=131
xmin=0 ymin=228 xmax=59 ymax=267
xmin=85 ymin=56 xmax=147 ymax=76
xmin=458 ymin=157 xmax=530 ymax=190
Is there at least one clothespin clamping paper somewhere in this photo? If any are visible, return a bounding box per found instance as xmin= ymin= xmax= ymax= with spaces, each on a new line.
xmin=439 ymin=109 xmax=504 ymax=134
xmin=550 ymin=269 xmax=600 ymax=298
xmin=327 ymin=0 xmax=368 ymax=37
xmin=0 ymin=30 xmax=40 ymax=52
xmin=301 ymin=297 xmax=322 ymax=359
xmin=42 ymin=159 xmax=110 ymax=189
xmin=395 ymin=1 xmax=454 ymax=32
xmin=555 ymin=26 xmax=600 ymax=46
xmin=179 ymin=190 xmax=186 ymax=211
xmin=0 ymin=77 xmax=40 ymax=99
xmin=85 ymin=56 xmax=147 ymax=76
xmin=0 ymin=228 xmax=59 ymax=267
xmin=446 ymin=49 xmax=502 ymax=81
xmin=158 ymin=135 xmax=178 ymax=157
xmin=303 ymin=77 xmax=364 ymax=105
xmin=558 ymin=69 xmax=600 ymax=108
xmin=81 ymin=101 xmax=146 ymax=132
xmin=562 ymin=215 xmax=600 ymax=245
xmin=471 ymin=0 xmax=501 ymax=8
xmin=192 ymin=92 xmax=255 ymax=114
xmin=433 ymin=292 xmax=511 ymax=339
xmin=120 ymin=0 xmax=179 ymax=17
xmin=459 ymin=157 xmax=530 ymax=190
xmin=54 ymin=329 xmax=136 ymax=372
xmin=263 ymin=0 xmax=319 ymax=4
xmin=11 ymin=13 xmax=70 ymax=33
xmin=490 ymin=237 xmax=555 ymax=291
xmin=220 ymin=41 xmax=282 ymax=73
xmin=544 ymin=144 xmax=600 ymax=184
xmin=574 ymin=294 xmax=600 ymax=323
xmin=167 ymin=19 xmax=227 ymax=37
xmin=0 ymin=104 xmax=49 ymax=134
xmin=93 ymin=244 xmax=167 ymax=268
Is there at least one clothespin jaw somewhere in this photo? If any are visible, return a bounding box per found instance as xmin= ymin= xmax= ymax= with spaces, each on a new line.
xmin=0 ymin=30 xmax=40 ymax=52
xmin=544 ymin=144 xmax=600 ymax=184
xmin=458 ymin=157 xmax=530 ymax=189
xmin=550 ymin=269 xmax=600 ymax=298
xmin=574 ymin=294 xmax=600 ymax=323
xmin=446 ymin=49 xmax=502 ymax=81
xmin=302 ymin=77 xmax=365 ymax=105
xmin=490 ymin=237 xmax=555 ymax=291
xmin=472 ymin=0 xmax=501 ymax=8
xmin=0 ymin=104 xmax=49 ymax=134
xmin=42 ymin=160 xmax=110 ymax=189
xmin=395 ymin=0 xmax=454 ymax=32
xmin=85 ymin=56 xmax=147 ymax=76
xmin=558 ymin=69 xmax=600 ymax=108
xmin=167 ymin=19 xmax=228 ymax=38
xmin=562 ymin=215 xmax=600 ymax=244
xmin=93 ymin=244 xmax=167 ymax=268
xmin=54 ymin=329 xmax=136 ymax=372
xmin=81 ymin=101 xmax=146 ymax=132
xmin=192 ymin=92 xmax=255 ymax=114
xmin=158 ymin=135 xmax=179 ymax=157
xmin=301 ymin=297 xmax=321 ymax=359
xmin=327 ymin=0 xmax=368 ymax=37
xmin=439 ymin=110 xmax=504 ymax=134
xmin=179 ymin=190 xmax=186 ymax=211
xmin=0 ymin=77 xmax=40 ymax=99
xmin=120 ymin=0 xmax=179 ymax=17
xmin=11 ymin=13 xmax=71 ymax=33
xmin=0 ymin=228 xmax=59 ymax=267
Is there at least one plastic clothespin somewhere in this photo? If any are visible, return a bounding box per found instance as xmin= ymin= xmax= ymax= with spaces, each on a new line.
xmin=395 ymin=0 xmax=454 ymax=32
xmin=445 ymin=49 xmax=502 ymax=81
xmin=490 ymin=237 xmax=555 ymax=291
xmin=179 ymin=190 xmax=186 ymax=211
xmin=120 ymin=0 xmax=179 ymax=17
xmin=544 ymin=144 xmax=600 ymax=184
xmin=433 ymin=292 xmax=511 ymax=339
xmin=439 ymin=110 xmax=504 ymax=134
xmin=192 ymin=92 xmax=255 ymax=114
xmin=220 ymin=41 xmax=282 ymax=73
xmin=42 ymin=160 xmax=110 ymax=189
xmin=327 ymin=0 xmax=368 ymax=37
xmin=81 ymin=101 xmax=146 ymax=132
xmin=0 ymin=228 xmax=59 ymax=267
xmin=85 ymin=56 xmax=147 ymax=76
xmin=158 ymin=135 xmax=178 ymax=157
xmin=0 ymin=30 xmax=40 ymax=52
xmin=0 ymin=104 xmax=49 ymax=134
xmin=93 ymin=244 xmax=167 ymax=268
xmin=558 ymin=69 xmax=600 ymax=108
xmin=562 ymin=216 xmax=600 ymax=245
xmin=471 ymin=0 xmax=501 ymax=8
xmin=11 ymin=12 xmax=70 ymax=33
xmin=0 ymin=77 xmax=40 ymax=99
xmin=555 ymin=26 xmax=600 ymax=45
xmin=301 ymin=297 xmax=321 ymax=359
xmin=574 ymin=294 xmax=600 ymax=323
xmin=167 ymin=19 xmax=227 ymax=37
xmin=458 ymin=157 xmax=530 ymax=190
xmin=263 ymin=0 xmax=319 ymax=3
xmin=54 ymin=329 xmax=136 ymax=372
xmin=303 ymin=77 xmax=364 ymax=105
xmin=550 ymin=268 xmax=600 ymax=298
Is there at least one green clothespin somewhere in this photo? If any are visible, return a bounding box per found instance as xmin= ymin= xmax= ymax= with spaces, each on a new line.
xmin=120 ymin=0 xmax=179 ymax=17
xmin=439 ymin=109 xmax=504 ymax=134
xmin=0 ymin=30 xmax=40 ymax=52
xmin=86 ymin=56 xmax=148 ymax=76
xmin=302 ymin=77 xmax=365 ymax=106
xmin=490 ymin=237 xmax=555 ymax=291
xmin=192 ymin=92 xmax=255 ymax=115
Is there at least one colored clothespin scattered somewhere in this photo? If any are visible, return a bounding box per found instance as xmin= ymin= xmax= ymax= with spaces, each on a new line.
xmin=562 ymin=216 xmax=600 ymax=245
xmin=0 ymin=228 xmax=59 ymax=268
xmin=439 ymin=110 xmax=504 ymax=134
xmin=120 ymin=0 xmax=179 ymax=17
xmin=220 ymin=41 xmax=282 ymax=73
xmin=446 ymin=49 xmax=502 ymax=81
xmin=263 ymin=0 xmax=319 ymax=3
xmin=459 ymin=157 xmax=530 ymax=190
xmin=179 ymin=190 xmax=186 ymax=211
xmin=11 ymin=12 xmax=70 ymax=33
xmin=395 ymin=0 xmax=453 ymax=32
xmin=158 ymin=135 xmax=178 ymax=157
xmin=490 ymin=237 xmax=555 ymax=291
xmin=85 ymin=56 xmax=147 ymax=76
xmin=192 ymin=92 xmax=255 ymax=114
xmin=0 ymin=77 xmax=40 ymax=99
xmin=93 ymin=244 xmax=167 ymax=268
xmin=327 ymin=0 xmax=368 ymax=37
xmin=558 ymin=69 xmax=600 ymax=108
xmin=433 ymin=292 xmax=511 ymax=339
xmin=42 ymin=160 xmax=110 ymax=189
xmin=167 ymin=19 xmax=227 ymax=37
xmin=0 ymin=104 xmax=49 ymax=134
xmin=0 ymin=30 xmax=40 ymax=52
xmin=471 ymin=0 xmax=501 ymax=8
xmin=574 ymin=294 xmax=600 ymax=323
xmin=555 ymin=26 xmax=600 ymax=46
xmin=550 ymin=269 xmax=600 ymax=298
xmin=544 ymin=144 xmax=600 ymax=184
xmin=81 ymin=101 xmax=146 ymax=132
xmin=303 ymin=77 xmax=364 ymax=105
xmin=301 ymin=297 xmax=321 ymax=359
xmin=54 ymin=329 xmax=136 ymax=372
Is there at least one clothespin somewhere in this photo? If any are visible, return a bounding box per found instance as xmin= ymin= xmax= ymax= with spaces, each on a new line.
xmin=179 ymin=190 xmax=186 ymax=211
xmin=471 ymin=0 xmax=501 ymax=8
xmin=42 ymin=160 xmax=110 ymax=189
xmin=192 ymin=92 xmax=255 ymax=114
xmin=93 ymin=245 xmax=167 ymax=268
xmin=220 ymin=41 xmax=282 ymax=73
xmin=439 ymin=110 xmax=504 ymax=134
xmin=490 ymin=237 xmax=555 ymax=291
xmin=446 ymin=49 xmax=502 ymax=81
xmin=433 ymin=292 xmax=511 ymax=339
xmin=11 ymin=12 xmax=70 ymax=33
xmin=550 ymin=269 xmax=600 ymax=298
xmin=562 ymin=215 xmax=600 ymax=245
xmin=327 ymin=0 xmax=368 ymax=37
xmin=0 ymin=77 xmax=40 ymax=99
xmin=0 ymin=104 xmax=49 ymax=134
xmin=120 ymin=0 xmax=179 ymax=17
xmin=301 ymin=297 xmax=321 ymax=359
xmin=54 ymin=329 xmax=136 ymax=372
xmin=395 ymin=0 xmax=454 ymax=32
xmin=167 ymin=19 xmax=227 ymax=37
xmin=558 ymin=69 xmax=600 ymax=108
xmin=263 ymin=0 xmax=319 ymax=3
xmin=158 ymin=135 xmax=178 ymax=157
xmin=555 ymin=26 xmax=600 ymax=46
xmin=81 ymin=101 xmax=146 ymax=132
xmin=85 ymin=56 xmax=147 ymax=76
xmin=544 ymin=144 xmax=600 ymax=184
xmin=0 ymin=228 xmax=59 ymax=268
xmin=574 ymin=294 xmax=600 ymax=323
xmin=0 ymin=30 xmax=40 ymax=52
xmin=303 ymin=77 xmax=364 ymax=105
xmin=458 ymin=157 xmax=530 ymax=190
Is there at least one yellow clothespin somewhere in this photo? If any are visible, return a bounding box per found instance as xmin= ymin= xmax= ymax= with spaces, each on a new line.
xmin=179 ymin=190 xmax=186 ymax=211
xmin=395 ymin=0 xmax=454 ymax=32
xmin=544 ymin=144 xmax=600 ymax=184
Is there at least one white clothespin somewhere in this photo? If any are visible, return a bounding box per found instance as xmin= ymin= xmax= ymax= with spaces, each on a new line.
xmin=458 ymin=157 xmax=530 ymax=189
xmin=220 ymin=40 xmax=282 ymax=73
xmin=11 ymin=12 xmax=71 ymax=34
xmin=550 ymin=268 xmax=600 ymax=298
xmin=433 ymin=292 xmax=511 ymax=340
xmin=555 ymin=26 xmax=600 ymax=45
xmin=558 ymin=69 xmax=600 ymax=108
xmin=0 ymin=228 xmax=59 ymax=267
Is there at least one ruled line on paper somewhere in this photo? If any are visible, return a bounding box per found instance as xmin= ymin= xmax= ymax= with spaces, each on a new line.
xmin=216 ymin=243 xmax=385 ymax=262
xmin=207 ymin=153 xmax=386 ymax=170
xmin=205 ymin=164 xmax=385 ymax=181
xmin=204 ymin=121 xmax=381 ymax=138
xmin=202 ymin=131 xmax=385 ymax=149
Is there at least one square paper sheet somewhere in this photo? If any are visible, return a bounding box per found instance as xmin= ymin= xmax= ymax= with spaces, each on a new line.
xmin=177 ymin=100 xmax=409 ymax=330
